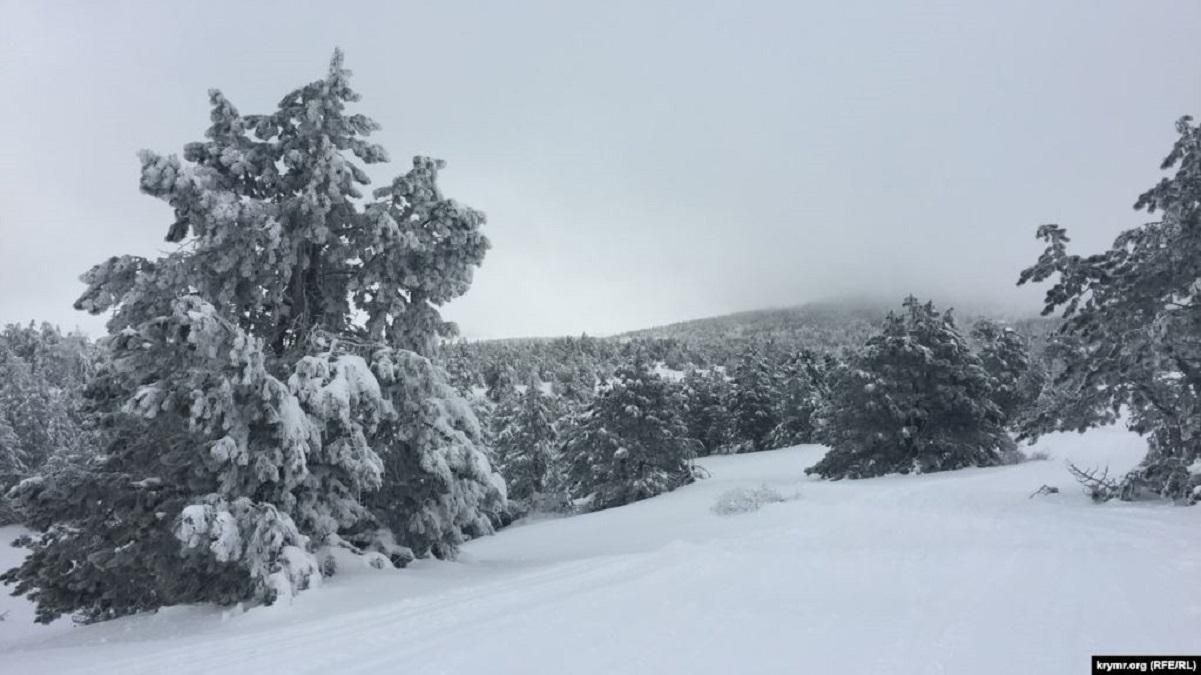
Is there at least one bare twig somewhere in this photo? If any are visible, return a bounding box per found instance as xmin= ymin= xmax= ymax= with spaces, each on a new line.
xmin=1028 ymin=484 xmax=1060 ymax=499
xmin=1065 ymin=461 xmax=1120 ymax=502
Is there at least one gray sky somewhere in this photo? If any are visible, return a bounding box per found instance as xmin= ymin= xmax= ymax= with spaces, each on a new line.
xmin=2 ymin=0 xmax=1199 ymax=339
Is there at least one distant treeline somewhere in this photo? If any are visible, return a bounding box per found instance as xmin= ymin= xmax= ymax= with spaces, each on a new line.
xmin=441 ymin=303 xmax=1059 ymax=396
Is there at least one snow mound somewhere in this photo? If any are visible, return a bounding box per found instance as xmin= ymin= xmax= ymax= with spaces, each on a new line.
xmin=710 ymin=484 xmax=790 ymax=515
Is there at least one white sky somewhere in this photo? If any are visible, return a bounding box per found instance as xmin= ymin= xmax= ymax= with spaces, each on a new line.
xmin=2 ymin=0 xmax=1199 ymax=338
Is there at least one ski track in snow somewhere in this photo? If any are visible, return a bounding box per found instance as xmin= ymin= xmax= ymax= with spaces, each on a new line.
xmin=2 ymin=426 xmax=1199 ymax=674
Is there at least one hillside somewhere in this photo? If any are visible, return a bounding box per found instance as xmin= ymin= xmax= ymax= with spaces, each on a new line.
xmin=3 ymin=427 xmax=1197 ymax=674
xmin=620 ymin=298 xmax=1057 ymax=348
xmin=441 ymin=299 xmax=1061 ymax=396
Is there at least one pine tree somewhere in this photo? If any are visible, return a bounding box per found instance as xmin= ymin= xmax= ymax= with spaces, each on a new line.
xmin=442 ymin=340 xmax=484 ymax=397
xmin=0 ymin=415 xmax=24 ymax=525
xmin=0 ymin=330 xmax=94 ymax=526
xmin=1018 ymin=115 xmax=1201 ymax=503
xmin=563 ymin=359 xmax=697 ymax=511
xmin=1017 ymin=333 xmax=1105 ymax=436
xmin=969 ymin=320 xmax=1034 ymax=426
xmin=1 ymin=323 xmax=95 ymax=390
xmin=808 ymin=297 xmax=1014 ymax=479
xmin=680 ymin=367 xmax=733 ymax=455
xmin=3 ymin=51 xmax=503 ymax=623
xmin=362 ymin=349 xmax=504 ymax=561
xmin=492 ymin=387 xmax=568 ymax=515
xmin=766 ymin=349 xmax=831 ymax=448
xmin=729 ymin=344 xmax=781 ymax=452
xmin=484 ymin=364 xmax=519 ymax=404
xmin=555 ymin=362 xmax=597 ymax=404
xmin=0 ymin=347 xmax=35 ymax=490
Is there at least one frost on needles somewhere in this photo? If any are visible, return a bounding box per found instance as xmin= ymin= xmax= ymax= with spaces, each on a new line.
xmin=807 ymin=297 xmax=1018 ymax=480
xmin=1018 ymin=116 xmax=1201 ymax=503
xmin=1 ymin=50 xmax=505 ymax=624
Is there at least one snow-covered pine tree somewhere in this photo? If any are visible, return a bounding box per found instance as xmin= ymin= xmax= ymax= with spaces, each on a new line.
xmin=563 ymin=358 xmax=697 ymax=511
xmin=2 ymin=51 xmax=503 ymax=623
xmin=0 ymin=347 xmax=35 ymax=501
xmin=680 ymin=367 xmax=734 ymax=455
xmin=555 ymin=362 xmax=598 ymax=404
xmin=441 ymin=342 xmax=476 ymax=394
xmin=1018 ymin=115 xmax=1201 ymax=503
xmin=969 ymin=320 xmax=1034 ymax=427
xmin=0 ymin=329 xmax=93 ymax=526
xmin=1 ymin=322 xmax=96 ymax=391
xmin=766 ymin=349 xmax=831 ymax=449
xmin=1017 ymin=333 xmax=1106 ymax=438
xmin=807 ymin=297 xmax=1015 ymax=479
xmin=0 ymin=415 xmax=24 ymax=525
xmin=360 ymin=348 xmax=505 ymax=561
xmin=492 ymin=386 xmax=569 ymax=516
xmin=484 ymin=364 xmax=519 ymax=404
xmin=729 ymin=344 xmax=781 ymax=453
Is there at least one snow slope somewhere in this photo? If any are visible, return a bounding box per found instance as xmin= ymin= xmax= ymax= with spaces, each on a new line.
xmin=2 ymin=426 xmax=1199 ymax=674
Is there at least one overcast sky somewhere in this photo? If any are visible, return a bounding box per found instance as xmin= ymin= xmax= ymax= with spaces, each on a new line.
xmin=2 ymin=0 xmax=1199 ymax=338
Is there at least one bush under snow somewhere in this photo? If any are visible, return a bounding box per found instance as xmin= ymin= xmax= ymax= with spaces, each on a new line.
xmin=711 ymin=484 xmax=790 ymax=515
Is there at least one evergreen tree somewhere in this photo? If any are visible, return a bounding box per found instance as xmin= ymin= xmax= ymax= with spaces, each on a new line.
xmin=3 ymin=51 xmax=503 ymax=623
xmin=555 ymin=362 xmax=597 ymax=404
xmin=1017 ymin=333 xmax=1104 ymax=437
xmin=680 ymin=367 xmax=733 ymax=455
xmin=1018 ymin=115 xmax=1201 ymax=503
xmin=729 ymin=344 xmax=781 ymax=452
xmin=361 ymin=349 xmax=504 ymax=561
xmin=492 ymin=387 xmax=568 ymax=514
xmin=1 ymin=322 xmax=95 ymax=388
xmin=766 ymin=349 xmax=830 ymax=448
xmin=0 ymin=416 xmax=24 ymax=525
xmin=808 ymin=297 xmax=1014 ymax=479
xmin=484 ymin=364 xmax=519 ymax=404
xmin=0 ymin=330 xmax=94 ymax=526
xmin=563 ymin=359 xmax=697 ymax=510
xmin=442 ymin=340 xmax=483 ymax=397
xmin=970 ymin=320 xmax=1034 ymax=426
xmin=0 ymin=347 xmax=36 ymax=494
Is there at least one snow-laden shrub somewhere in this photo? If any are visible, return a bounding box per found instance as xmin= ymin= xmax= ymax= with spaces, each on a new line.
xmin=711 ymin=484 xmax=788 ymax=515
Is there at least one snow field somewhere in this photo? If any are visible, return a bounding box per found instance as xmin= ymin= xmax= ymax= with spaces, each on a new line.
xmin=2 ymin=425 xmax=1198 ymax=674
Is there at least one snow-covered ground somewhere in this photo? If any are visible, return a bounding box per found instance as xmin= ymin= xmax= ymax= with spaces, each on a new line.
xmin=2 ymin=426 xmax=1199 ymax=674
